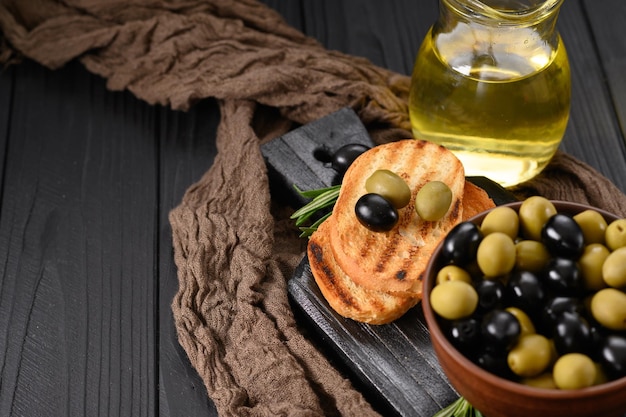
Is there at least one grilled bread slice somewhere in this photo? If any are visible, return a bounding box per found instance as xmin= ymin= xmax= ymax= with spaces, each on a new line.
xmin=308 ymin=219 xmax=419 ymax=324
xmin=328 ymin=139 xmax=466 ymax=297
xmin=462 ymin=180 xmax=497 ymax=220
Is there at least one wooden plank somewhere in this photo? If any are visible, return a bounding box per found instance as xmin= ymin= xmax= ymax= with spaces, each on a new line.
xmin=583 ymin=0 xmax=626 ymax=143
xmin=553 ymin=0 xmax=626 ymax=193
xmin=289 ymin=260 xmax=456 ymax=417
xmin=261 ymin=0 xmax=306 ymax=32
xmin=261 ymin=107 xmax=375 ymax=208
xmin=0 ymin=66 xmax=12 ymax=188
xmin=0 ymin=60 xmax=157 ymax=417
xmin=300 ymin=0 xmax=436 ymax=75
xmin=157 ymin=100 xmax=220 ymax=417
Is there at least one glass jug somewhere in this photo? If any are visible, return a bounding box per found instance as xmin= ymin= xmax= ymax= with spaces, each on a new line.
xmin=409 ymin=0 xmax=570 ymax=187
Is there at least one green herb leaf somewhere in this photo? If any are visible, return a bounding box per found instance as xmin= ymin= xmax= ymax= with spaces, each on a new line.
xmin=432 ymin=397 xmax=482 ymax=417
xmin=297 ymin=212 xmax=332 ymax=238
xmin=294 ymin=184 xmax=340 ymax=199
xmin=290 ymin=184 xmax=341 ymax=237
xmin=432 ymin=397 xmax=464 ymax=417
xmin=290 ymin=185 xmax=340 ymax=220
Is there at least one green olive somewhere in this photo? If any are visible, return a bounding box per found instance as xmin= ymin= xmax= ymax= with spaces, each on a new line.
xmin=553 ymin=353 xmax=596 ymax=390
xmin=436 ymin=265 xmax=472 ymax=285
xmin=515 ymin=240 xmax=550 ymax=273
xmin=573 ymin=209 xmax=607 ymax=245
xmin=548 ymin=338 xmax=559 ymax=367
xmin=594 ymin=362 xmax=609 ymax=386
xmin=518 ymin=196 xmax=557 ymax=240
xmin=505 ymin=307 xmax=536 ymax=336
xmin=429 ymin=280 xmax=478 ymax=320
xmin=477 ymin=232 xmax=516 ymax=278
xmin=521 ymin=372 xmax=557 ymax=389
xmin=481 ymin=206 xmax=519 ymax=239
xmin=415 ymin=181 xmax=452 ymax=221
xmin=590 ymin=288 xmax=626 ymax=331
xmin=605 ymin=218 xmax=626 ymax=251
xmin=507 ymin=334 xmax=552 ymax=377
xmin=603 ymin=247 xmax=626 ymax=288
xmin=365 ymin=169 xmax=411 ymax=209
xmin=578 ymin=243 xmax=610 ymax=291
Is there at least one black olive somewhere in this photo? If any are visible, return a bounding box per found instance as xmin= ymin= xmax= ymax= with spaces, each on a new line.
xmin=553 ymin=311 xmax=593 ymax=356
xmin=475 ymin=279 xmax=506 ymax=314
xmin=448 ymin=317 xmax=481 ymax=353
xmin=354 ymin=193 xmax=398 ymax=232
xmin=439 ymin=222 xmax=483 ymax=266
xmin=588 ymin=322 xmax=610 ymax=361
xmin=543 ymin=257 xmax=585 ymax=297
xmin=541 ymin=213 xmax=584 ymax=259
xmin=474 ymin=350 xmax=516 ymax=379
xmin=481 ymin=309 xmax=521 ymax=351
xmin=330 ymin=144 xmax=371 ymax=177
xmin=599 ymin=335 xmax=626 ymax=379
xmin=506 ymin=270 xmax=546 ymax=315
xmin=540 ymin=296 xmax=585 ymax=334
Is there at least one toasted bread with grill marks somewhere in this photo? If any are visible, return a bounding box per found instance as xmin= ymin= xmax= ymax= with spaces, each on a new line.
xmin=327 ymin=139 xmax=466 ymax=297
xmin=308 ymin=219 xmax=419 ymax=324
xmin=462 ymin=181 xmax=496 ymax=220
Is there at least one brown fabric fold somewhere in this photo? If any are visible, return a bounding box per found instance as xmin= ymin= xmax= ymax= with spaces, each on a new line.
xmin=512 ymin=151 xmax=626 ymax=218
xmin=2 ymin=1 xmax=626 ymax=416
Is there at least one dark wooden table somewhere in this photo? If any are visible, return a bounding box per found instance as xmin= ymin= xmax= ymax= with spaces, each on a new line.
xmin=0 ymin=1 xmax=624 ymax=416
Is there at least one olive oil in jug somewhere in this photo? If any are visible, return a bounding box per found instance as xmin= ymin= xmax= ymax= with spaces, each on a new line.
xmin=409 ymin=0 xmax=570 ymax=187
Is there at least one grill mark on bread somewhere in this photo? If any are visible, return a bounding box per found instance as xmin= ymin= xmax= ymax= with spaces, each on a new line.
xmin=395 ymin=270 xmax=407 ymax=281
xmin=415 ymin=140 xmax=428 ymax=151
xmin=449 ymin=199 xmax=462 ymax=222
xmin=376 ymin=232 xmax=402 ymax=273
xmin=358 ymin=230 xmax=376 ymax=261
xmin=309 ymin=241 xmax=361 ymax=312
xmin=310 ymin=240 xmax=324 ymax=264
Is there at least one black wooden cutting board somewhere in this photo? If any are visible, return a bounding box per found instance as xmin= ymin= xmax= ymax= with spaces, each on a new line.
xmin=261 ymin=107 xmax=516 ymax=417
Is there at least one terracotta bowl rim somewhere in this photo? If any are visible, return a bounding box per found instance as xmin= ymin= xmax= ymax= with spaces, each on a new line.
xmin=422 ymin=199 xmax=626 ymax=400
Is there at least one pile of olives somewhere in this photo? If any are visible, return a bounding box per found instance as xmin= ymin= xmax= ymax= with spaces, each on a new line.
xmin=429 ymin=196 xmax=626 ymax=390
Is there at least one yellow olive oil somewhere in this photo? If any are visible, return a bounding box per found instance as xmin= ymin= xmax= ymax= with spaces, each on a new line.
xmin=409 ymin=26 xmax=571 ymax=187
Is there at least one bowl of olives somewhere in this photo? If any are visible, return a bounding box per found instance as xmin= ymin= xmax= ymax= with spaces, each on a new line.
xmin=422 ymin=198 xmax=626 ymax=417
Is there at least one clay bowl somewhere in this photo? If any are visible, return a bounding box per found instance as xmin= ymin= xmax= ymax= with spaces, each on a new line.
xmin=422 ymin=200 xmax=626 ymax=417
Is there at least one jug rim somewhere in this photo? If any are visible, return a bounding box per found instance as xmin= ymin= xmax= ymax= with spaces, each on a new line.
xmin=442 ymin=0 xmax=564 ymax=24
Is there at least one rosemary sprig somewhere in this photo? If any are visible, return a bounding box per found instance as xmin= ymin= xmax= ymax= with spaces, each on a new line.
xmin=290 ymin=184 xmax=341 ymax=237
xmin=433 ymin=397 xmax=484 ymax=417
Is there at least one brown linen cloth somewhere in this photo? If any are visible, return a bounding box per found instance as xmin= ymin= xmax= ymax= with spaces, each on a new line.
xmin=2 ymin=1 xmax=625 ymax=416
